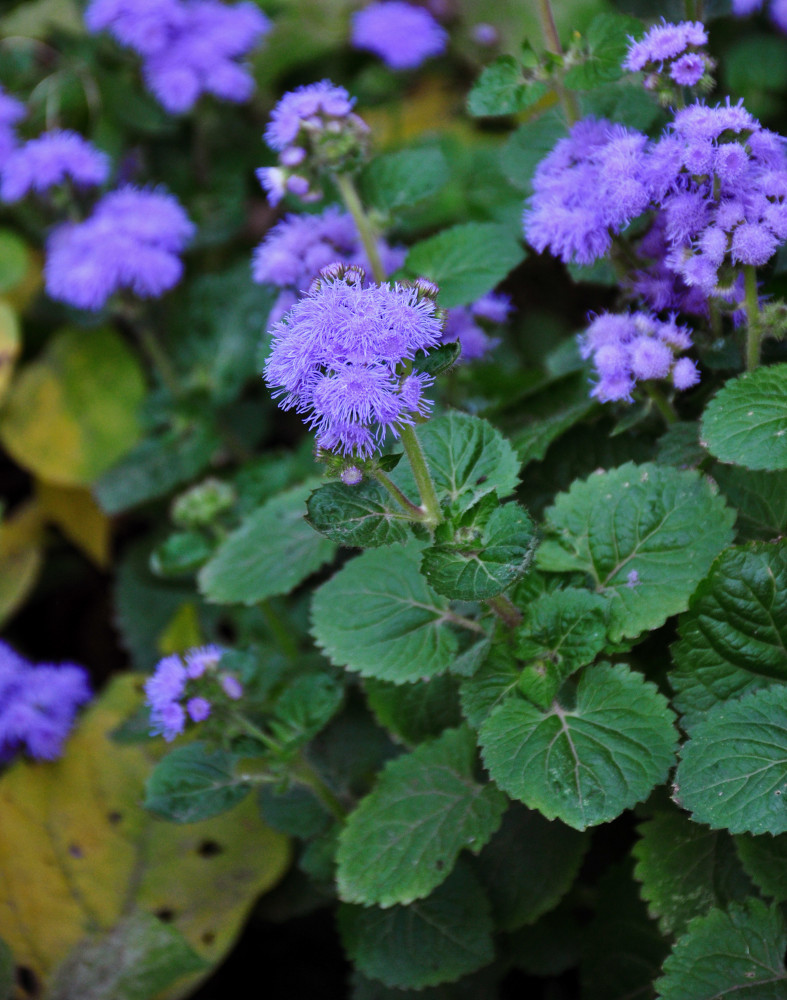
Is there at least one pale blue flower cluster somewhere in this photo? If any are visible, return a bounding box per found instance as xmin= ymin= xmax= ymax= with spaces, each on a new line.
xmin=623 ymin=19 xmax=709 ymax=88
xmin=351 ymin=1 xmax=447 ymax=70
xmin=85 ymin=0 xmax=270 ymax=113
xmin=0 ymin=130 xmax=109 ymax=203
xmin=45 ymin=186 xmax=194 ymax=310
xmin=0 ymin=641 xmax=91 ymax=762
xmin=579 ymin=311 xmax=699 ymax=402
xmin=145 ymin=644 xmax=242 ymax=741
xmin=264 ymin=267 xmax=444 ymax=457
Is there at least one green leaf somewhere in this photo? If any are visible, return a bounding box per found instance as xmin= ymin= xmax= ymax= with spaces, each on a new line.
xmin=579 ymin=79 xmax=661 ymax=131
xmin=701 ymin=365 xmax=787 ymax=471
xmin=511 ymin=372 xmax=597 ymax=468
xmin=270 ymin=673 xmax=344 ymax=749
xmin=199 ymin=481 xmax=336 ymax=605
xmin=311 ymin=543 xmax=462 ymax=683
xmin=338 ymin=862 xmax=494 ymax=990
xmin=46 ymin=911 xmax=207 ymax=1000
xmin=655 ymin=900 xmax=787 ymax=1000
xmin=144 ymin=743 xmax=250 ymax=823
xmin=714 ymin=466 xmax=787 ymax=541
xmin=336 ymin=726 xmax=505 ymax=907
xmin=306 ymin=480 xmax=411 ymax=548
xmin=150 ymin=531 xmax=213 ymax=578
xmin=405 ymin=223 xmax=525 ymax=308
xmin=459 ymin=644 xmax=521 ymax=729
xmin=361 ymin=146 xmax=449 ymax=213
xmin=676 ymin=686 xmax=787 ymax=835
xmin=421 ymin=502 xmax=535 ymax=601
xmin=466 ymin=56 xmax=547 ymax=117
xmin=0 ymin=327 xmax=145 ymax=487
xmin=413 ymin=341 xmax=461 ymax=377
xmin=390 ymin=412 xmax=520 ymax=516
xmin=516 ymin=589 xmax=609 ymax=709
xmin=501 ymin=111 xmax=566 ymax=195
xmin=670 ymin=543 xmax=787 ymax=730
xmin=564 ymin=13 xmax=642 ymax=89
xmin=735 ymin=832 xmax=787 ymax=903
xmin=0 ymin=936 xmax=12 ymax=1000
xmin=0 ymin=230 xmax=29 ymax=294
xmin=258 ymin=784 xmax=331 ymax=839
xmin=656 ymin=421 xmax=706 ymax=470
xmin=475 ymin=803 xmax=587 ymax=931
xmin=537 ymin=462 xmax=735 ymax=641
xmin=633 ymin=807 xmax=755 ymax=936
xmin=479 ymin=663 xmax=678 ymax=830
xmin=94 ymin=422 xmax=221 ymax=515
xmin=364 ymin=674 xmax=462 ymax=746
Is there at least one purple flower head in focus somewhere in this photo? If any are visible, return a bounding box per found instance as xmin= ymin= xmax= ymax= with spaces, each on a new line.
xmin=0 ymin=130 xmax=110 ymax=203
xmin=623 ymin=19 xmax=707 ymax=71
xmin=351 ymin=1 xmax=447 ymax=70
xmin=44 ymin=185 xmax=194 ymax=311
xmin=0 ymin=641 xmax=91 ymax=762
xmin=85 ymin=0 xmax=270 ymax=113
xmin=145 ymin=645 xmax=242 ymax=741
xmin=264 ymin=266 xmax=445 ymax=457
xmin=579 ymin=311 xmax=699 ymax=404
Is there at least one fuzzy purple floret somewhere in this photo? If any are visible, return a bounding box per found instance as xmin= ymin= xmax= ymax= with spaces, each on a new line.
xmin=44 ymin=185 xmax=194 ymax=310
xmin=0 ymin=642 xmax=91 ymax=762
xmin=623 ymin=19 xmax=707 ymax=72
xmin=351 ymin=1 xmax=447 ymax=70
xmin=0 ymin=130 xmax=110 ymax=203
xmin=264 ymin=81 xmax=356 ymax=152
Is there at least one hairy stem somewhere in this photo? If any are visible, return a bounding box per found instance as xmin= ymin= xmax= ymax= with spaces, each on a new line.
xmin=373 ymin=469 xmax=428 ymax=520
xmin=399 ymin=424 xmax=442 ymax=527
xmin=335 ymin=172 xmax=386 ymax=284
xmin=486 ymin=593 xmax=523 ymax=629
xmin=643 ymin=382 xmax=678 ymax=425
xmin=536 ymin=0 xmax=580 ymax=126
xmin=744 ymin=264 xmax=762 ymax=371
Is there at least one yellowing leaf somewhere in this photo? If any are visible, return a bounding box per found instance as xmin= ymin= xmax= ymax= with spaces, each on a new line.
xmin=157 ymin=603 xmax=204 ymax=656
xmin=36 ymin=480 xmax=111 ymax=568
xmin=2 ymin=248 xmax=43 ymax=313
xmin=363 ymin=75 xmax=469 ymax=147
xmin=0 ymin=675 xmax=291 ymax=996
xmin=0 ymin=327 xmax=145 ymax=486
xmin=0 ymin=301 xmax=20 ymax=406
xmin=0 ymin=501 xmax=44 ymax=626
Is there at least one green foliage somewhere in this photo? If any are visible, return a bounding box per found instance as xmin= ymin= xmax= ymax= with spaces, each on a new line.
xmin=479 ymin=663 xmax=677 ymax=830
xmin=405 ymin=223 xmax=525 ymax=308
xmin=677 ymin=686 xmax=787 ymax=835
xmin=459 ymin=645 xmax=523 ymax=729
xmin=361 ymin=147 xmax=449 ymax=213
xmin=701 ymin=365 xmax=787 ymax=471
xmin=338 ymin=863 xmax=494 ymax=990
xmin=466 ymin=55 xmax=546 ymax=117
xmin=144 ymin=743 xmax=251 ymax=823
xmin=199 ymin=481 xmax=337 ymax=604
xmin=670 ymin=542 xmax=787 ymax=729
xmin=311 ymin=543 xmax=461 ymax=683
xmin=714 ymin=466 xmax=787 ymax=541
xmin=537 ymin=462 xmax=736 ymax=641
xmin=563 ymin=13 xmax=642 ymax=89
xmin=364 ymin=674 xmax=462 ymax=746
xmin=336 ymin=726 xmax=506 ymax=907
xmin=735 ymin=832 xmax=787 ymax=902
xmin=501 ymin=111 xmax=567 ymax=195
xmin=306 ymin=480 xmax=411 ymax=548
xmin=655 ymin=900 xmax=787 ymax=1000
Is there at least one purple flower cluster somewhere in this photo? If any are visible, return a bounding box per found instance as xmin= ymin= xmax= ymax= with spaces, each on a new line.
xmin=351 ymin=1 xmax=447 ymax=70
xmin=579 ymin=311 xmax=699 ymax=402
xmin=732 ymin=0 xmax=787 ymax=32
xmin=45 ymin=185 xmax=194 ymax=310
xmin=524 ymin=118 xmax=652 ymax=265
xmin=623 ymin=19 xmax=710 ymax=89
xmin=0 ymin=130 xmax=110 ymax=203
xmin=85 ymin=0 xmax=270 ymax=113
xmin=259 ymin=81 xmax=369 ymax=205
xmin=145 ymin=644 xmax=242 ymax=741
xmin=0 ymin=87 xmax=25 ymax=164
xmin=264 ymin=266 xmax=444 ymax=457
xmin=0 ymin=642 xmax=91 ymax=762
xmin=442 ymin=292 xmax=512 ymax=361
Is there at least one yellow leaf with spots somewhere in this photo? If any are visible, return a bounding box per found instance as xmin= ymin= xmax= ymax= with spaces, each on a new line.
xmin=0 ymin=675 xmax=291 ymax=997
xmin=36 ymin=480 xmax=111 ymax=568
xmin=0 ymin=327 xmax=145 ymax=487
xmin=0 ymin=501 xmax=44 ymax=626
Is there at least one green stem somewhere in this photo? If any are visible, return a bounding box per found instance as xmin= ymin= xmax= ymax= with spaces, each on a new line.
xmin=233 ymin=714 xmax=284 ymax=755
xmin=744 ymin=265 xmax=762 ymax=371
xmin=643 ymin=382 xmax=678 ymax=425
xmin=486 ymin=594 xmax=523 ymax=629
xmin=399 ymin=424 xmax=442 ymax=527
xmin=335 ymin=172 xmax=386 ymax=284
xmin=291 ymin=757 xmax=347 ymax=822
xmin=260 ymin=600 xmax=299 ymax=660
xmin=373 ymin=469 xmax=427 ymax=520
xmin=134 ymin=323 xmax=182 ymax=398
xmin=536 ymin=0 xmax=580 ymax=126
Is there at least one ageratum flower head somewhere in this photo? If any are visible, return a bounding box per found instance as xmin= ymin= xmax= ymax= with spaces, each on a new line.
xmin=524 ymin=118 xmax=652 ymax=265
xmin=260 ymin=81 xmax=369 ymax=205
xmin=351 ymin=1 xmax=447 ymax=70
xmin=579 ymin=311 xmax=699 ymax=403
xmin=85 ymin=0 xmax=270 ymax=113
xmin=264 ymin=265 xmax=445 ymax=458
xmin=0 ymin=641 xmax=91 ymax=762
xmin=0 ymin=130 xmax=110 ymax=203
xmin=45 ymin=185 xmax=194 ymax=310
xmin=623 ymin=19 xmax=712 ymax=98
